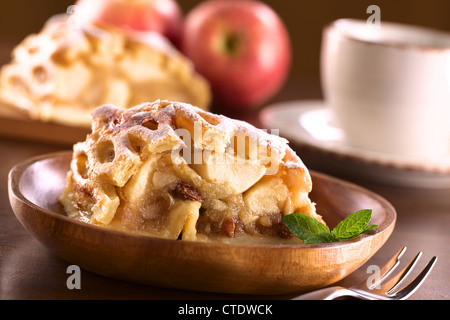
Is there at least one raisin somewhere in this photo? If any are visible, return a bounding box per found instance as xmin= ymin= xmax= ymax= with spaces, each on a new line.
xmin=173 ymin=181 xmax=203 ymax=202
xmin=276 ymin=221 xmax=295 ymax=239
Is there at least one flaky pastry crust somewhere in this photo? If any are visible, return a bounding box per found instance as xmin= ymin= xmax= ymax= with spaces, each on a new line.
xmin=0 ymin=15 xmax=210 ymax=126
xmin=60 ymin=100 xmax=322 ymax=242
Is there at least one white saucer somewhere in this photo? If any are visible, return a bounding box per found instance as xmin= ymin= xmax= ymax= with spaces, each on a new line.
xmin=259 ymin=100 xmax=450 ymax=188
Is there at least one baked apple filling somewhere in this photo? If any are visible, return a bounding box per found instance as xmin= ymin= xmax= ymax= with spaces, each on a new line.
xmin=60 ymin=100 xmax=323 ymax=242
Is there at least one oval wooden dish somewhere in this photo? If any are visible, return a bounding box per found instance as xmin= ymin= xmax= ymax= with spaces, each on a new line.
xmin=8 ymin=151 xmax=396 ymax=295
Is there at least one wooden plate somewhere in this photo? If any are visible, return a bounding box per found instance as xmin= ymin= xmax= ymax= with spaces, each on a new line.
xmin=8 ymin=151 xmax=396 ymax=295
xmin=0 ymin=102 xmax=90 ymax=147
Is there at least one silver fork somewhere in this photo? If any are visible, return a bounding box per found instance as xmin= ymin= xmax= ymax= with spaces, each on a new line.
xmin=293 ymin=247 xmax=438 ymax=300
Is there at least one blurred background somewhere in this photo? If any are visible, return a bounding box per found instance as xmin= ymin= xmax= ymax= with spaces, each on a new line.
xmin=1 ymin=0 xmax=450 ymax=92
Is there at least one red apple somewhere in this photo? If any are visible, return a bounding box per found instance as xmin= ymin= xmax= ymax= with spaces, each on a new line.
xmin=181 ymin=0 xmax=292 ymax=110
xmin=72 ymin=0 xmax=183 ymax=46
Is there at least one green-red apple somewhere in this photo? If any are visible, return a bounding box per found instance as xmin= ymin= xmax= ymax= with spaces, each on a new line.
xmin=72 ymin=0 xmax=183 ymax=46
xmin=181 ymin=0 xmax=292 ymax=109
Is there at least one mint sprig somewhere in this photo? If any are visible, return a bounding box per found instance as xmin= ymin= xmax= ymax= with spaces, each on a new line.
xmin=282 ymin=209 xmax=378 ymax=244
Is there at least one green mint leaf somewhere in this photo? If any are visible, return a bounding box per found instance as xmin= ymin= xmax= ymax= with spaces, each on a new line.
xmin=363 ymin=224 xmax=379 ymax=232
xmin=281 ymin=213 xmax=330 ymax=243
xmin=282 ymin=213 xmax=329 ymax=235
xmin=332 ymin=209 xmax=375 ymax=240
xmin=282 ymin=210 xmax=378 ymax=244
xmin=303 ymin=232 xmax=337 ymax=244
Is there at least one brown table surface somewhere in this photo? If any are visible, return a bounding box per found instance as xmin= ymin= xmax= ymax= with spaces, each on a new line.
xmin=0 ymin=45 xmax=448 ymax=300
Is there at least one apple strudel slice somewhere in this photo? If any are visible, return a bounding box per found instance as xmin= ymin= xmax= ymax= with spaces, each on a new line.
xmin=60 ymin=100 xmax=323 ymax=242
xmin=0 ymin=15 xmax=210 ymax=127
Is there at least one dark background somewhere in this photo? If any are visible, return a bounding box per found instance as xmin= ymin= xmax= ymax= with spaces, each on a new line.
xmin=1 ymin=0 xmax=450 ymax=88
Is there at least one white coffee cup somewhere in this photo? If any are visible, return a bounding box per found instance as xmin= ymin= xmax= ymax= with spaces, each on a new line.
xmin=321 ymin=19 xmax=450 ymax=160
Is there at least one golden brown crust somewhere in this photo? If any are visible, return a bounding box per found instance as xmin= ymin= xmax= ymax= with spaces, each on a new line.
xmin=0 ymin=15 xmax=211 ymax=127
xmin=60 ymin=100 xmax=321 ymax=242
